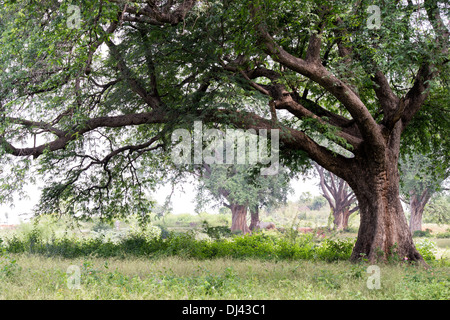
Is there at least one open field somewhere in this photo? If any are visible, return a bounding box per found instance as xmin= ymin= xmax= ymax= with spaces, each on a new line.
xmin=1 ymin=255 xmax=449 ymax=300
xmin=1 ymin=212 xmax=449 ymax=300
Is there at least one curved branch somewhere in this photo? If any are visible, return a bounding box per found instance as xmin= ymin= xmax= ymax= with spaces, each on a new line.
xmin=250 ymin=4 xmax=384 ymax=154
xmin=273 ymin=94 xmax=363 ymax=150
xmin=2 ymin=110 xmax=167 ymax=158
xmin=5 ymin=117 xmax=66 ymax=138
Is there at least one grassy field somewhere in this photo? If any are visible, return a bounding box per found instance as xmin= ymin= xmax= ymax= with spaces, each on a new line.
xmin=1 ymin=255 xmax=449 ymax=300
xmin=1 ymin=209 xmax=449 ymax=300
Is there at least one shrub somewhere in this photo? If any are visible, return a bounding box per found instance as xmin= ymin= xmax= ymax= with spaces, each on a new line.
xmin=158 ymin=226 xmax=171 ymax=239
xmin=343 ymin=226 xmax=359 ymax=233
xmin=0 ymin=243 xmax=21 ymax=278
xmin=230 ymin=233 xmax=275 ymax=259
xmin=276 ymin=238 xmax=312 ymax=260
xmin=435 ymin=230 xmax=450 ymax=239
xmin=315 ymin=238 xmax=355 ymax=262
xmin=7 ymin=223 xmax=442 ymax=265
xmin=412 ymin=229 xmax=432 ymax=238
xmin=202 ymin=221 xmax=231 ymax=240
xmin=415 ymin=239 xmax=437 ymax=261
xmin=4 ymin=235 xmax=25 ymax=254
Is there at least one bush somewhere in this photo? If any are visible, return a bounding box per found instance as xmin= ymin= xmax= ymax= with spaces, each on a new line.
xmin=315 ymin=238 xmax=355 ymax=262
xmin=158 ymin=226 xmax=171 ymax=239
xmin=201 ymin=221 xmax=231 ymax=240
xmin=0 ymin=241 xmax=21 ymax=278
xmin=412 ymin=229 xmax=432 ymax=238
xmin=343 ymin=226 xmax=359 ymax=233
xmin=436 ymin=229 xmax=450 ymax=239
xmin=4 ymin=235 xmax=26 ymax=253
xmin=4 ymin=223 xmax=441 ymax=264
xmin=415 ymin=239 xmax=437 ymax=261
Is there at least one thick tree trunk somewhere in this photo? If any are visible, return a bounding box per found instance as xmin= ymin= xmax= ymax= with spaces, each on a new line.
xmin=230 ymin=204 xmax=251 ymax=234
xmin=409 ymin=190 xmax=432 ymax=233
xmin=409 ymin=198 xmax=424 ymax=233
xmin=342 ymin=208 xmax=350 ymax=230
xmin=249 ymin=206 xmax=259 ymax=231
xmin=333 ymin=207 xmax=351 ymax=230
xmin=333 ymin=209 xmax=344 ymax=230
xmin=348 ymin=159 xmax=424 ymax=264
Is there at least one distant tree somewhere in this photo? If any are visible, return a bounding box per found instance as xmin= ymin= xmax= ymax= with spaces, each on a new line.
xmin=315 ymin=163 xmax=358 ymax=230
xmin=309 ymin=196 xmax=327 ymax=211
xmin=150 ymin=200 xmax=169 ymax=219
xmin=218 ymin=206 xmax=231 ymax=215
xmin=196 ymin=163 xmax=292 ymax=234
xmin=298 ymin=192 xmax=313 ymax=206
xmin=400 ymin=154 xmax=449 ymax=232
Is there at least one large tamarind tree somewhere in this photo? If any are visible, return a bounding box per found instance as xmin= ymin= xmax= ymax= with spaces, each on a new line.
xmin=0 ymin=0 xmax=448 ymax=263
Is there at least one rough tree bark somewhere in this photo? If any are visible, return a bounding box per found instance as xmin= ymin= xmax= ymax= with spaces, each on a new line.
xmin=334 ymin=208 xmax=350 ymax=230
xmin=409 ymin=189 xmax=433 ymax=233
xmin=230 ymin=204 xmax=251 ymax=234
xmin=346 ymin=123 xmax=423 ymax=263
xmin=249 ymin=206 xmax=260 ymax=231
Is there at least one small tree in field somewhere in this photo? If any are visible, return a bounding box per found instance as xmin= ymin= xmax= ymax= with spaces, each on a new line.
xmin=309 ymin=196 xmax=327 ymax=211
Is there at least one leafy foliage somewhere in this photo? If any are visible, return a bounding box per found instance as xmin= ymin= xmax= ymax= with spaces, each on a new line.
xmin=201 ymin=220 xmax=232 ymax=240
xmin=0 ymin=239 xmax=21 ymax=278
xmin=424 ymin=194 xmax=450 ymax=225
xmin=414 ymin=238 xmax=438 ymax=262
xmin=196 ymin=162 xmax=293 ymax=214
xmin=4 ymin=223 xmax=443 ymax=265
xmin=413 ymin=229 xmax=433 ymax=238
xmin=309 ymin=196 xmax=327 ymax=211
xmin=399 ymin=153 xmax=449 ymax=203
xmin=0 ymin=223 xmax=358 ymax=262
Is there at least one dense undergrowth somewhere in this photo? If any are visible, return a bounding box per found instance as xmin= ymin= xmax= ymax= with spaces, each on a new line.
xmin=0 ymin=222 xmax=444 ymax=266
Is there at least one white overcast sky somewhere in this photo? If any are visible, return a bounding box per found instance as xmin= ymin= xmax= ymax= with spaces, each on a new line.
xmin=0 ymin=175 xmax=320 ymax=224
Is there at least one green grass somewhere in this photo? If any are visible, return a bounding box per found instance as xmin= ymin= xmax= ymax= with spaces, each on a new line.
xmin=436 ymin=239 xmax=450 ymax=248
xmin=1 ymin=255 xmax=449 ymax=300
xmin=1 ymin=215 xmax=449 ymax=300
